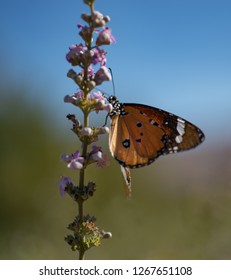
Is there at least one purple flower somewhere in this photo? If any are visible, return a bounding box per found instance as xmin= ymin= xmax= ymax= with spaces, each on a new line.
xmin=80 ymin=65 xmax=94 ymax=77
xmin=92 ymin=91 xmax=106 ymax=101
xmin=89 ymin=146 xmax=109 ymax=168
xmin=87 ymin=65 xmax=95 ymax=76
xmin=66 ymin=44 xmax=87 ymax=66
xmin=94 ymin=66 xmax=111 ymax=85
xmin=64 ymin=90 xmax=84 ymax=105
xmin=90 ymin=145 xmax=102 ymax=160
xmin=90 ymin=48 xmax=107 ymax=66
xmin=96 ymin=153 xmax=109 ymax=168
xmin=58 ymin=176 xmax=73 ymax=196
xmin=91 ymin=91 xmax=112 ymax=113
xmin=61 ymin=151 xmax=84 ymax=170
xmin=64 ymin=90 xmax=112 ymax=113
xmin=96 ymin=27 xmax=116 ymax=46
xmin=75 ymin=90 xmax=85 ymax=100
xmin=77 ymin=23 xmax=84 ymax=29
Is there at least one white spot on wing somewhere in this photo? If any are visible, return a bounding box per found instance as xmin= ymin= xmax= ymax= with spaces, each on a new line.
xmin=149 ymin=119 xmax=156 ymax=125
xmin=173 ymin=146 xmax=179 ymax=151
xmin=176 ymin=118 xmax=185 ymax=136
xmin=140 ymin=111 xmax=148 ymax=117
xmin=175 ymin=135 xmax=183 ymax=143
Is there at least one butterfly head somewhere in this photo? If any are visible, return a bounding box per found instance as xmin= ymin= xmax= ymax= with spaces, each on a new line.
xmin=108 ymin=95 xmax=118 ymax=105
xmin=108 ymin=95 xmax=126 ymax=117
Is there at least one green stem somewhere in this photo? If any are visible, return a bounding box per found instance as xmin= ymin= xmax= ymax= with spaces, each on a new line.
xmin=90 ymin=2 xmax=94 ymax=14
xmin=79 ymin=248 xmax=85 ymax=260
xmin=78 ymin=110 xmax=89 ymax=260
xmin=78 ymin=0 xmax=94 ymax=261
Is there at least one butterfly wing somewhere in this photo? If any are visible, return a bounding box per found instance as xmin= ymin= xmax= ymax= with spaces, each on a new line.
xmin=109 ymin=103 xmax=205 ymax=168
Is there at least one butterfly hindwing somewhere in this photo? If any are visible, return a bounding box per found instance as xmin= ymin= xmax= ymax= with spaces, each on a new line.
xmin=109 ymin=100 xmax=205 ymax=168
xmin=110 ymin=106 xmax=166 ymax=167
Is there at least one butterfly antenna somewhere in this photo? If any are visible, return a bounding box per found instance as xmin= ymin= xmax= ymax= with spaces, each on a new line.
xmin=109 ymin=67 xmax=116 ymax=96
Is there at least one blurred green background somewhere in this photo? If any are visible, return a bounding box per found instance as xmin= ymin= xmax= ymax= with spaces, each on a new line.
xmin=1 ymin=82 xmax=231 ymax=260
xmin=1 ymin=0 xmax=231 ymax=260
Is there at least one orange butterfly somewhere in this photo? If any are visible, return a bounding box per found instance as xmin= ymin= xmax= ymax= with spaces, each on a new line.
xmin=107 ymin=96 xmax=205 ymax=195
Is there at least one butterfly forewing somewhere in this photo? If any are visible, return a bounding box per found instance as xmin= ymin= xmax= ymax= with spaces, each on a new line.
xmin=129 ymin=104 xmax=204 ymax=151
xmin=109 ymin=101 xmax=205 ymax=168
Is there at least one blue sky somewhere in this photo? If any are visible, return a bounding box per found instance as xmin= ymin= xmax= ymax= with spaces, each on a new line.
xmin=1 ymin=0 xmax=231 ymax=144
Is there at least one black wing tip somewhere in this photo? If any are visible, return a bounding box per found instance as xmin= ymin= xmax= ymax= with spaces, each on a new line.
xmin=114 ymin=156 xmax=159 ymax=169
xmin=199 ymin=130 xmax=206 ymax=143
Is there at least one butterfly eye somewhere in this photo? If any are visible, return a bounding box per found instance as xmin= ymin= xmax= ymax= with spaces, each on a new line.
xmin=108 ymin=95 xmax=117 ymax=103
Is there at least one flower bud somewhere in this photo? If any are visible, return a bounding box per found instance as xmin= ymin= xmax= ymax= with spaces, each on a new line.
xmin=96 ymin=27 xmax=116 ymax=46
xmin=81 ymin=13 xmax=91 ymax=23
xmin=103 ymin=16 xmax=110 ymax=23
xmin=58 ymin=176 xmax=73 ymax=196
xmin=80 ymin=127 xmax=93 ymax=136
xmin=104 ymin=103 xmax=113 ymax=113
xmin=98 ymin=126 xmax=110 ymax=134
xmin=83 ymin=0 xmax=95 ymax=6
xmin=91 ymin=11 xmax=108 ymax=27
xmin=86 ymin=80 xmax=96 ymax=91
xmin=74 ymin=74 xmax=83 ymax=87
xmin=79 ymin=25 xmax=92 ymax=43
xmin=67 ymin=70 xmax=84 ymax=87
xmin=64 ymin=95 xmax=76 ymax=105
xmin=67 ymin=69 xmax=77 ymax=79
xmin=94 ymin=66 xmax=111 ymax=85
xmin=101 ymin=230 xmax=112 ymax=239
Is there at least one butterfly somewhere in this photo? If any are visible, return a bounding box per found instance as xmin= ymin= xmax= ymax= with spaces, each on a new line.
xmin=107 ymin=96 xmax=205 ymax=195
